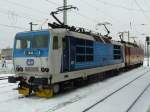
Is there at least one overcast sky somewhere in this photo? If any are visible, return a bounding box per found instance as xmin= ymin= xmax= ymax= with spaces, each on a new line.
xmin=0 ymin=0 xmax=150 ymax=48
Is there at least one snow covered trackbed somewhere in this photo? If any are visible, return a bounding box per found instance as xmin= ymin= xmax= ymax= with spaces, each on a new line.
xmin=52 ymin=67 xmax=150 ymax=112
xmin=0 ymin=67 xmax=150 ymax=112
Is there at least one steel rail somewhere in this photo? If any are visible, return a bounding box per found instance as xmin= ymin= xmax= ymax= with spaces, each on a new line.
xmin=83 ymin=70 xmax=150 ymax=112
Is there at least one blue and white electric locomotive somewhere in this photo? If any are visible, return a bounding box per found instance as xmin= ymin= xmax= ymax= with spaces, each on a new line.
xmin=8 ymin=11 xmax=125 ymax=97
xmin=8 ymin=28 xmax=125 ymax=97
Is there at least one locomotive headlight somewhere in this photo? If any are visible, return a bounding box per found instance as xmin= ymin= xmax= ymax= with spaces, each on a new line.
xmin=16 ymin=67 xmax=19 ymax=71
xmin=41 ymin=68 xmax=45 ymax=72
xmin=45 ymin=68 xmax=49 ymax=72
xmin=20 ymin=67 xmax=23 ymax=72
xmin=41 ymin=68 xmax=49 ymax=72
xmin=28 ymin=51 xmax=33 ymax=55
xmin=16 ymin=67 xmax=23 ymax=72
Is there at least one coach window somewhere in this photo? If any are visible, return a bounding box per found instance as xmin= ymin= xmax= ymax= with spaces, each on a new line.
xmin=53 ymin=36 xmax=58 ymax=49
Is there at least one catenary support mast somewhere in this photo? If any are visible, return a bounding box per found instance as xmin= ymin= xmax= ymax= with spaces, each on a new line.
xmin=63 ymin=0 xmax=67 ymax=25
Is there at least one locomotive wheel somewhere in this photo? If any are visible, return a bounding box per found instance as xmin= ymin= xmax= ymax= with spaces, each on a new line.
xmin=52 ymin=84 xmax=60 ymax=94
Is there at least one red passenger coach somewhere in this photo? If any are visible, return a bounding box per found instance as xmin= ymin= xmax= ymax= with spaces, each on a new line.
xmin=124 ymin=42 xmax=144 ymax=67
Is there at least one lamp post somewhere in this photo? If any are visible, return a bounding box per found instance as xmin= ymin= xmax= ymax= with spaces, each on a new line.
xmin=146 ymin=36 xmax=150 ymax=66
xmin=63 ymin=0 xmax=67 ymax=25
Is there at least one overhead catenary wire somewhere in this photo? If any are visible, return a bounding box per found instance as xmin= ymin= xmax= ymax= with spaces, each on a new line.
xmin=0 ymin=23 xmax=28 ymax=30
xmin=76 ymin=0 xmax=124 ymax=24
xmin=0 ymin=0 xmax=51 ymax=22
xmin=45 ymin=0 xmax=61 ymax=6
xmin=1 ymin=0 xmax=48 ymax=15
xmin=45 ymin=0 xmax=147 ymax=37
xmin=73 ymin=0 xmax=131 ymax=36
xmin=96 ymin=0 xmax=150 ymax=12
xmin=134 ymin=0 xmax=150 ymax=24
xmin=144 ymin=0 xmax=150 ymax=8
xmin=94 ymin=0 xmax=150 ymax=38
xmin=0 ymin=8 xmax=43 ymax=22
xmin=0 ymin=0 xmax=149 ymax=39
xmin=0 ymin=0 xmax=97 ymax=31
xmin=46 ymin=0 xmax=114 ymax=31
xmin=45 ymin=0 xmax=99 ymax=24
xmin=0 ymin=0 xmax=54 ymax=30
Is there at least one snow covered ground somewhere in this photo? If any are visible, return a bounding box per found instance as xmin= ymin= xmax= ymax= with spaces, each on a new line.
xmin=0 ymin=59 xmax=150 ymax=112
xmin=54 ymin=67 xmax=150 ymax=112
xmin=0 ymin=60 xmax=14 ymax=74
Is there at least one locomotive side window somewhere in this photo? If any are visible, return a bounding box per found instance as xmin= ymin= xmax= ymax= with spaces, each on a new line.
xmin=86 ymin=55 xmax=93 ymax=61
xmin=53 ymin=36 xmax=58 ymax=49
xmin=32 ymin=36 xmax=48 ymax=48
xmin=16 ymin=39 xmax=30 ymax=49
xmin=113 ymin=45 xmax=121 ymax=59
xmin=76 ymin=55 xmax=85 ymax=62
xmin=76 ymin=47 xmax=85 ymax=54
xmin=76 ymin=39 xmax=93 ymax=63
xmin=62 ymin=38 xmax=66 ymax=49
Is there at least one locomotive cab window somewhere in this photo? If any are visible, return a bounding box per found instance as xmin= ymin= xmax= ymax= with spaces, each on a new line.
xmin=16 ymin=39 xmax=30 ymax=49
xmin=53 ymin=36 xmax=59 ymax=50
xmin=32 ymin=35 xmax=48 ymax=48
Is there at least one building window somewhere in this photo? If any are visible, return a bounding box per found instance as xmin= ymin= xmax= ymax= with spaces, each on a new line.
xmin=76 ymin=39 xmax=93 ymax=63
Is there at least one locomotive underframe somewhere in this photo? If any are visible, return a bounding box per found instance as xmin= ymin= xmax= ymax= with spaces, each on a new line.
xmin=8 ymin=62 xmax=143 ymax=97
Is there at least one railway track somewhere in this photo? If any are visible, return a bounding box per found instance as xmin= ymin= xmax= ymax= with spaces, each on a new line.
xmin=52 ymin=68 xmax=150 ymax=112
xmin=125 ymin=83 xmax=150 ymax=112
xmin=82 ymin=70 xmax=150 ymax=112
xmin=0 ymin=67 xmax=149 ymax=112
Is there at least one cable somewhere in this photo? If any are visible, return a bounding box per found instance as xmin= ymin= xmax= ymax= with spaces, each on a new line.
xmin=45 ymin=0 xmax=99 ymax=24
xmin=0 ymin=23 xmax=28 ymax=30
xmin=0 ymin=8 xmax=43 ymax=22
xmin=45 ymin=0 xmax=61 ymax=6
xmin=73 ymin=11 xmax=98 ymax=23
xmin=134 ymin=0 xmax=150 ymax=23
xmin=144 ymin=0 xmax=150 ymax=10
xmin=1 ymin=0 xmax=48 ymax=15
xmin=75 ymin=0 xmax=122 ymax=24
xmin=96 ymin=0 xmax=150 ymax=12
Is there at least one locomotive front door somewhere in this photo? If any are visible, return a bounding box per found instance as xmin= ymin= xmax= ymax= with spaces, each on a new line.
xmin=51 ymin=31 xmax=63 ymax=74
